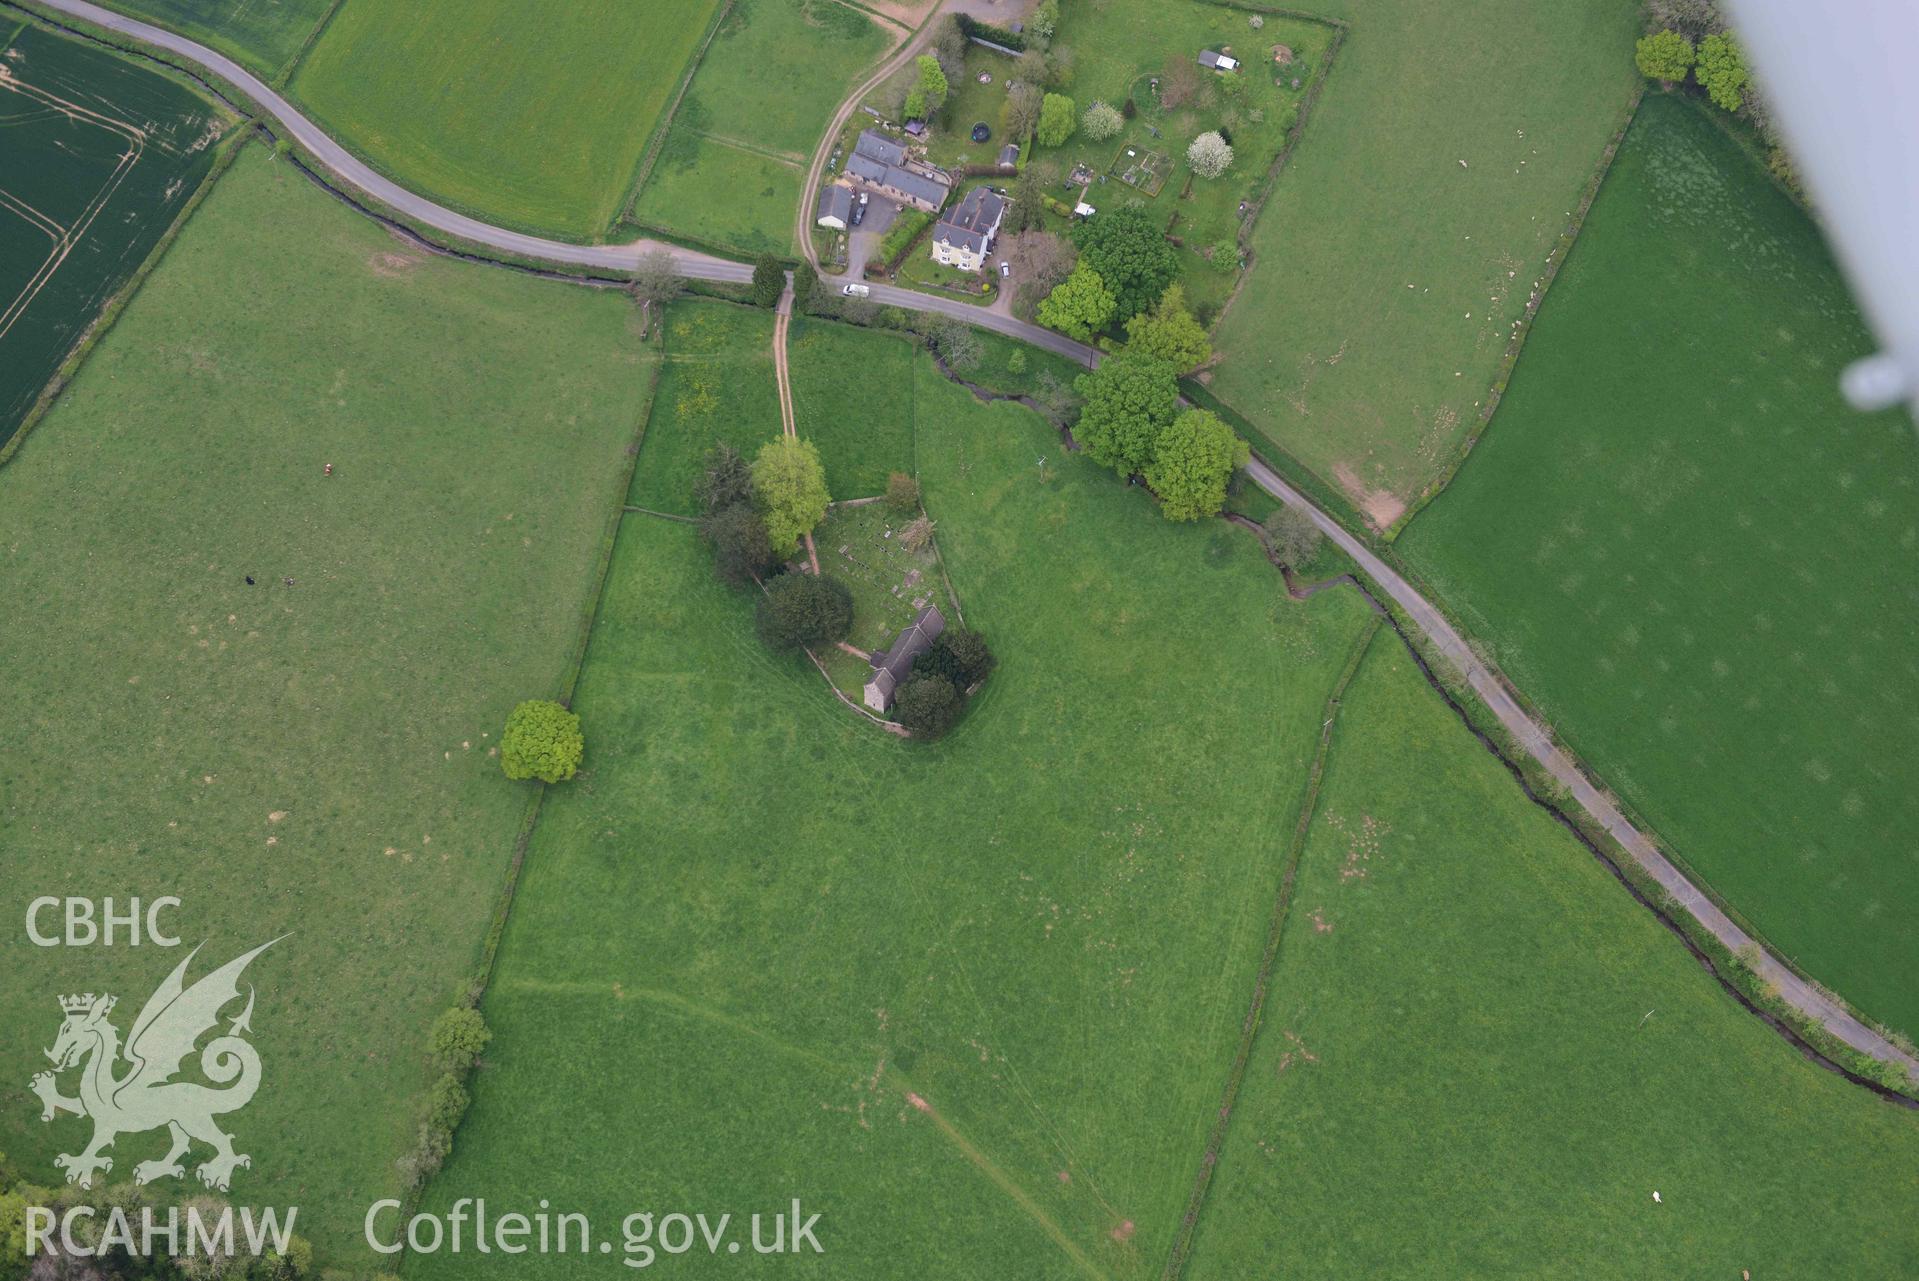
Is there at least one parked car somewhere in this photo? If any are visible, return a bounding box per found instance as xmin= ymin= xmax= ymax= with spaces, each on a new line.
xmin=850 ymin=201 xmax=866 ymax=227
xmin=842 ymin=283 xmax=871 ymax=298
xmin=999 ymin=261 xmax=1012 ymax=279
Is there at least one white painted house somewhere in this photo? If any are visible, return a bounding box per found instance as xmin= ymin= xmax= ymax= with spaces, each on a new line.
xmin=930 ymin=187 xmax=1007 ymax=273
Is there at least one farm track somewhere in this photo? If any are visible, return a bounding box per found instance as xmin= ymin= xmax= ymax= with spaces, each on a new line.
xmin=30 ymin=0 xmax=1919 ymax=1089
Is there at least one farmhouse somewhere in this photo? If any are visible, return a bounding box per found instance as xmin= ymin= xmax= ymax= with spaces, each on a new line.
xmin=1197 ymin=49 xmax=1240 ymax=72
xmin=844 ymin=128 xmax=950 ymax=212
xmin=863 ymin=604 xmax=946 ymax=713
xmin=815 ymin=183 xmax=854 ymax=230
xmin=930 ymin=187 xmax=1006 ymax=273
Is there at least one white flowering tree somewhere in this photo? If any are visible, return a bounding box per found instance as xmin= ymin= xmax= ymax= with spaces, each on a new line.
xmin=1187 ymin=131 xmax=1234 ymax=179
xmin=1082 ymin=100 xmax=1124 ymax=141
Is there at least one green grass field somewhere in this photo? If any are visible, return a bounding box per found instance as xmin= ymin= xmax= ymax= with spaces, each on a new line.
xmin=677 ymin=0 xmax=890 ymax=158
xmin=0 ymin=144 xmax=657 ymax=1254
xmin=788 ymin=317 xmax=916 ymax=495
xmin=1187 ymin=631 xmax=1919 ymax=1276
xmin=292 ymin=0 xmax=723 ymax=238
xmin=1399 ymin=93 xmax=1919 ymax=1038
xmin=78 ymin=0 xmax=334 ymax=77
xmin=629 ymin=126 xmax=806 ymax=257
xmin=626 ymin=300 xmax=783 ymax=516
xmin=410 ymin=350 xmax=1383 ymax=1277
xmin=628 ymin=0 xmax=892 ymax=255
xmin=0 ymin=22 xmax=227 ymax=448
xmin=1035 ymin=0 xmax=1333 ymax=317
xmin=1207 ymin=0 xmax=1640 ymax=521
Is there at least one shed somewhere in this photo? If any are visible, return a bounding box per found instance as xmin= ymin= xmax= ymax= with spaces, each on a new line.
xmin=1197 ymin=49 xmax=1239 ymax=72
xmin=815 ymin=184 xmax=854 ymax=230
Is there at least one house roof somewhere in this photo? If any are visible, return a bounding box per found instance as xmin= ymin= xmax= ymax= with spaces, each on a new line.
xmin=845 ymin=152 xmax=950 ymax=207
xmin=867 ymin=605 xmax=947 ymax=696
xmin=934 ymin=187 xmax=1006 ymax=256
xmin=816 ymin=184 xmax=853 ymax=223
xmin=855 ymin=129 xmax=908 ymax=166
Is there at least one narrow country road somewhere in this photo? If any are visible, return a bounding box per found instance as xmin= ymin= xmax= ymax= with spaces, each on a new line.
xmin=33 ymin=0 xmax=1915 ymax=1085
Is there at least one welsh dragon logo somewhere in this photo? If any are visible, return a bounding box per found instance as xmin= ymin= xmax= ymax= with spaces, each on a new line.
xmin=30 ymin=940 xmax=279 ymax=1192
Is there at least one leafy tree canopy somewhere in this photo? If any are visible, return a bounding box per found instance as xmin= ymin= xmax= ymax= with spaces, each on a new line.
xmin=1695 ymin=32 xmax=1748 ymax=110
xmin=1634 ymin=29 xmax=1695 ymax=81
xmin=1125 ymin=283 xmax=1212 ymax=371
xmin=755 ymin=572 xmax=853 ymax=651
xmin=1038 ymin=262 xmax=1117 ymax=340
xmin=894 ymin=674 xmax=963 ymax=739
xmin=751 ymin=437 xmax=831 ymax=554
xmin=501 ymin=699 xmax=584 ymax=784
xmin=1144 ymin=408 xmax=1249 ymax=521
xmin=1082 ymin=100 xmax=1123 ymax=141
xmin=750 ymin=255 xmax=784 ymax=307
xmin=1037 ymin=92 xmax=1077 ymax=147
xmin=1187 ymin=130 xmax=1234 ymax=179
xmin=1072 ymin=350 xmax=1180 ymax=477
xmin=913 ymin=628 xmax=996 ymax=690
xmin=1072 ymin=205 xmax=1179 ymax=324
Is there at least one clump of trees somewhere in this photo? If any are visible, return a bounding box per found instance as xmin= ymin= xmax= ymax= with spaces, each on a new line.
xmin=898 ymin=628 xmax=998 ymax=740
xmin=695 ymin=443 xmax=776 ymax=586
xmin=500 ymin=699 xmax=584 ymax=784
xmin=905 ymin=53 xmax=949 ymax=120
xmin=1069 ymin=292 xmax=1251 ymax=522
xmin=1636 ymin=3 xmax=1793 ymax=192
xmin=399 ymin=1004 xmax=492 ymax=1196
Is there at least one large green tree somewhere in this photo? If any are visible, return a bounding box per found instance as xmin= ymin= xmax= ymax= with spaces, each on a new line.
xmin=755 ymin=572 xmax=853 ymax=651
xmin=1125 ymin=283 xmax=1212 ymax=371
xmin=1072 ymin=205 xmax=1178 ymax=324
xmin=1037 ymin=93 xmax=1077 ymax=146
xmin=1072 ymin=351 xmax=1179 ymax=477
xmin=894 ymin=674 xmax=963 ymax=739
xmin=1144 ymin=408 xmax=1249 ymax=521
xmin=750 ymin=437 xmax=831 ymax=555
xmin=1037 ymin=262 xmax=1117 ymax=340
xmin=1695 ymin=33 xmax=1748 ymax=110
xmin=1634 ymin=29 xmax=1695 ymax=82
xmin=500 ymin=699 xmax=584 ymax=784
xmin=751 ymin=255 xmax=784 ymax=308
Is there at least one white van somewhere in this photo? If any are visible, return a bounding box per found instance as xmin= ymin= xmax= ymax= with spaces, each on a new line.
xmin=841 ymin=283 xmax=871 ymax=298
